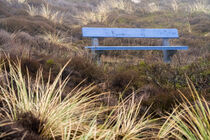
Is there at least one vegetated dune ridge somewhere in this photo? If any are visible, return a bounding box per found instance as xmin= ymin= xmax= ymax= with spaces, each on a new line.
xmin=0 ymin=0 xmax=209 ymax=139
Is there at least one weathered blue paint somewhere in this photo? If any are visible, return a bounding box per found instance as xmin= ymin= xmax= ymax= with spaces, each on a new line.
xmin=91 ymin=38 xmax=100 ymax=64
xmin=91 ymin=38 xmax=98 ymax=56
xmin=85 ymin=46 xmax=188 ymax=50
xmin=162 ymin=39 xmax=170 ymax=63
xmin=82 ymin=27 xmax=179 ymax=38
xmin=91 ymin=38 xmax=99 ymax=46
xmin=83 ymin=27 xmax=189 ymax=63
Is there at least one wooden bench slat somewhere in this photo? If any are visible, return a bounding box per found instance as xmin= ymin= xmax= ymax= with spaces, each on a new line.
xmin=82 ymin=27 xmax=179 ymax=38
xmin=85 ymin=46 xmax=188 ymax=50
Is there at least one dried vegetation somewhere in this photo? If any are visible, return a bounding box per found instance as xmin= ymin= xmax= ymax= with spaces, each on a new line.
xmin=0 ymin=0 xmax=209 ymax=139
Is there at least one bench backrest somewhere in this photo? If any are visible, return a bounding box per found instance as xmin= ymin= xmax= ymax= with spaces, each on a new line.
xmin=82 ymin=27 xmax=179 ymax=39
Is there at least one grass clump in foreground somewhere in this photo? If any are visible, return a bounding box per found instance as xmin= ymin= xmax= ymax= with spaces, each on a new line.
xmin=0 ymin=58 xmax=209 ymax=139
xmin=0 ymin=58 xmax=157 ymax=139
xmin=0 ymin=59 xmax=99 ymax=139
xmin=158 ymin=78 xmax=210 ymax=139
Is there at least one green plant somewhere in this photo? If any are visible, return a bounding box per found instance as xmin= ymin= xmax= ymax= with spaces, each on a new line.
xmin=46 ymin=59 xmax=54 ymax=65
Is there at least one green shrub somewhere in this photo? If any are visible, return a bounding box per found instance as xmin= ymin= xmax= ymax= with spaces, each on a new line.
xmin=46 ymin=59 xmax=54 ymax=65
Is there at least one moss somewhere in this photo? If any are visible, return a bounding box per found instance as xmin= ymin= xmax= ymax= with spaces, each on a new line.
xmin=175 ymin=83 xmax=182 ymax=88
xmin=46 ymin=59 xmax=54 ymax=65
xmin=116 ymin=17 xmax=129 ymax=24
xmin=139 ymin=60 xmax=146 ymax=67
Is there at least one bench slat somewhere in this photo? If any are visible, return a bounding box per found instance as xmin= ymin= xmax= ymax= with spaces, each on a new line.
xmin=82 ymin=27 xmax=179 ymax=38
xmin=85 ymin=46 xmax=188 ymax=50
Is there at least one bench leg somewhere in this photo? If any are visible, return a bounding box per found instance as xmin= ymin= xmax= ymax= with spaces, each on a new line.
xmin=91 ymin=38 xmax=102 ymax=64
xmin=90 ymin=50 xmax=102 ymax=65
xmin=95 ymin=51 xmax=103 ymax=65
xmin=96 ymin=52 xmax=101 ymax=65
xmin=91 ymin=49 xmax=96 ymax=59
xmin=163 ymin=50 xmax=177 ymax=63
xmin=162 ymin=39 xmax=177 ymax=63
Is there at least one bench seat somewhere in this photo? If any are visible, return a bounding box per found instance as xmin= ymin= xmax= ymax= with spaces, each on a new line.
xmin=85 ymin=46 xmax=188 ymax=50
xmin=82 ymin=27 xmax=188 ymax=63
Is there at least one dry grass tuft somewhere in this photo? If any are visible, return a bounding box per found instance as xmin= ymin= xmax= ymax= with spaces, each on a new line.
xmin=26 ymin=3 xmax=39 ymax=16
xmin=147 ymin=2 xmax=160 ymax=13
xmin=26 ymin=3 xmax=64 ymax=24
xmin=40 ymin=3 xmax=64 ymax=24
xmin=39 ymin=31 xmax=78 ymax=51
xmin=40 ymin=31 xmax=68 ymax=46
xmin=6 ymin=0 xmax=27 ymax=4
xmin=78 ymin=94 xmax=158 ymax=139
xmin=77 ymin=5 xmax=110 ymax=25
xmin=171 ymin=0 xmax=179 ymax=12
xmin=189 ymin=0 xmax=210 ymax=14
xmin=106 ymin=95 xmax=158 ymax=139
xmin=0 ymin=58 xmax=99 ymax=139
xmin=158 ymin=78 xmax=210 ymax=139
xmin=76 ymin=0 xmax=134 ymax=25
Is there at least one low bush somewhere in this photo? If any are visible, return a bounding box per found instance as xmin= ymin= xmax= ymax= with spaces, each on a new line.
xmin=0 ymin=56 xmax=41 ymax=78
xmin=0 ymin=1 xmax=12 ymax=17
xmin=136 ymin=60 xmax=210 ymax=91
xmin=66 ymin=56 xmax=104 ymax=87
xmin=109 ymin=69 xmax=139 ymax=93
xmin=0 ymin=16 xmax=55 ymax=35
xmin=0 ymin=30 xmax=11 ymax=45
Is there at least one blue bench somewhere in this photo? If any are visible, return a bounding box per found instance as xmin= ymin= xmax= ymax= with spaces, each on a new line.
xmin=82 ymin=27 xmax=188 ymax=64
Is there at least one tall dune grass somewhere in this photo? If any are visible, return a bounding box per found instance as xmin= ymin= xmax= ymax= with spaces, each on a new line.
xmin=0 ymin=59 xmax=99 ymax=139
xmin=6 ymin=0 xmax=27 ymax=4
xmin=26 ymin=3 xmax=39 ymax=16
xmin=26 ymin=3 xmax=64 ymax=24
xmin=40 ymin=31 xmax=77 ymax=51
xmin=76 ymin=0 xmax=133 ymax=25
xmin=189 ymin=0 xmax=210 ymax=14
xmin=0 ymin=58 xmax=209 ymax=139
xmin=158 ymin=78 xmax=210 ymax=139
xmin=67 ymin=94 xmax=158 ymax=140
xmin=98 ymin=95 xmax=158 ymax=139
xmin=0 ymin=58 xmax=158 ymax=139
